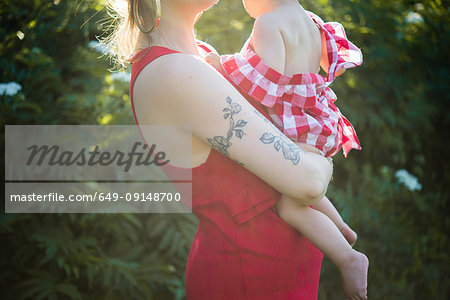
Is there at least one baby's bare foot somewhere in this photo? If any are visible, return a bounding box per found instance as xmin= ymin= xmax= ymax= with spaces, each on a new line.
xmin=339 ymin=250 xmax=369 ymax=300
xmin=340 ymin=223 xmax=358 ymax=247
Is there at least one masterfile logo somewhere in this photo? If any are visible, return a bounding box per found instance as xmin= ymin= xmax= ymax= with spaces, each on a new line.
xmin=5 ymin=125 xmax=192 ymax=213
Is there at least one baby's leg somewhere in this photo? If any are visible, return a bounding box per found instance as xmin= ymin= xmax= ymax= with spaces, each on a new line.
xmin=275 ymin=195 xmax=369 ymax=299
xmin=313 ymin=196 xmax=358 ymax=246
xmin=291 ymin=141 xmax=357 ymax=246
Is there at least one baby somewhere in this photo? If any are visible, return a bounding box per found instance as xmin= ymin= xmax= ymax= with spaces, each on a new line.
xmin=206 ymin=0 xmax=369 ymax=299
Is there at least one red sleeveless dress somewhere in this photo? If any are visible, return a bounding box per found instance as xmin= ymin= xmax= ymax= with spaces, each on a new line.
xmin=130 ymin=43 xmax=323 ymax=300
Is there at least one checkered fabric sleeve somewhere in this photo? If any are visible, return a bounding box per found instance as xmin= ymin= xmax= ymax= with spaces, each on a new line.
xmin=306 ymin=11 xmax=363 ymax=83
xmin=220 ymin=11 xmax=362 ymax=158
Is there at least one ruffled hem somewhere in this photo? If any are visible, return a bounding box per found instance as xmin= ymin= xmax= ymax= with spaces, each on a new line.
xmin=306 ymin=11 xmax=363 ymax=82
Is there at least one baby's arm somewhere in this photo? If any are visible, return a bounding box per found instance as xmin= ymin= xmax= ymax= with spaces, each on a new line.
xmin=206 ymin=16 xmax=286 ymax=76
xmin=251 ymin=14 xmax=286 ymax=73
xmin=240 ymin=34 xmax=252 ymax=53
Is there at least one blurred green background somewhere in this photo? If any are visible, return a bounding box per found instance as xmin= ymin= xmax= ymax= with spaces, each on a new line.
xmin=1 ymin=0 xmax=449 ymax=299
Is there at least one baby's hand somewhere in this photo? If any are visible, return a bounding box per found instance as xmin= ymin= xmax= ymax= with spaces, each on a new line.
xmin=293 ymin=142 xmax=322 ymax=155
xmin=336 ymin=67 xmax=346 ymax=77
xmin=205 ymin=53 xmax=224 ymax=73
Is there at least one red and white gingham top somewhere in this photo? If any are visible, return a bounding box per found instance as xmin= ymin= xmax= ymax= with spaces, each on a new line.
xmin=220 ymin=11 xmax=362 ymax=157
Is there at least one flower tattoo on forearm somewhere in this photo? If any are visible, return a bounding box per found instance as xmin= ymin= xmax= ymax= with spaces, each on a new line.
xmin=260 ymin=132 xmax=302 ymax=165
xmin=253 ymin=109 xmax=302 ymax=165
xmin=207 ymin=97 xmax=247 ymax=164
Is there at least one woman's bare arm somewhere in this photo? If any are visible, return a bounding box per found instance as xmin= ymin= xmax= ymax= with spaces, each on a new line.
xmin=133 ymin=54 xmax=333 ymax=204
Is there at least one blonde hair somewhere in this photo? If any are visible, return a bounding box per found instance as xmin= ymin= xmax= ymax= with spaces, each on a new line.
xmin=102 ymin=0 xmax=158 ymax=68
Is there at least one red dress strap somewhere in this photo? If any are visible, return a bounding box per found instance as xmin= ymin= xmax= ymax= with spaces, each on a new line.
xmin=130 ymin=46 xmax=179 ymax=127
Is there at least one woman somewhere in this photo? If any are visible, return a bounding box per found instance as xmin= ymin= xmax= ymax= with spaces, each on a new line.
xmin=107 ymin=0 xmax=333 ymax=299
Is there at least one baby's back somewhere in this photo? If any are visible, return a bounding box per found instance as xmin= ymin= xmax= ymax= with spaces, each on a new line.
xmin=262 ymin=4 xmax=322 ymax=75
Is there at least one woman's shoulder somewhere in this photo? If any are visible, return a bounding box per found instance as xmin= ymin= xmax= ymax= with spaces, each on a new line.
xmin=133 ymin=47 xmax=227 ymax=114
xmin=136 ymin=51 xmax=217 ymax=89
xmin=135 ymin=41 xmax=219 ymax=83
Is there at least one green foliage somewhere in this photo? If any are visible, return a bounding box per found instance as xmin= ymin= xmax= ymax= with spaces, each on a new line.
xmin=305 ymin=1 xmax=450 ymax=299
xmin=0 ymin=0 xmax=133 ymax=126
xmin=1 ymin=0 xmax=449 ymax=299
xmin=1 ymin=1 xmax=193 ymax=299
xmin=1 ymin=213 xmax=197 ymax=299
xmin=196 ymin=1 xmax=253 ymax=54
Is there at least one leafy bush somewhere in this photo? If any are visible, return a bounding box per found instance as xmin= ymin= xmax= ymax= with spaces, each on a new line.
xmin=1 ymin=0 xmax=449 ymax=299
